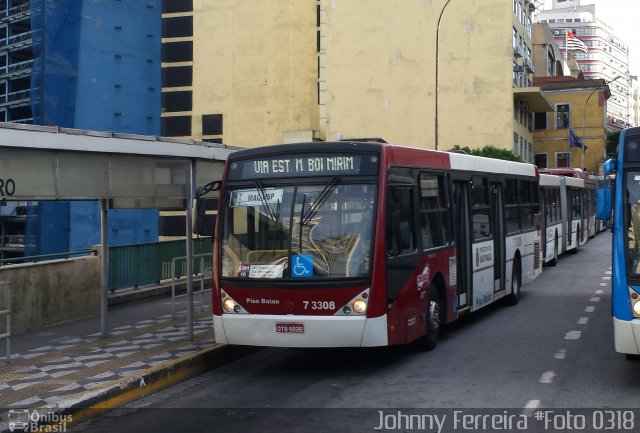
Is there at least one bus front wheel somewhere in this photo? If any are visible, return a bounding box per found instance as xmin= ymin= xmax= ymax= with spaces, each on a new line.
xmin=417 ymin=287 xmax=441 ymax=351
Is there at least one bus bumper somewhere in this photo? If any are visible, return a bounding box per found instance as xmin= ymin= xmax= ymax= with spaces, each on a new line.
xmin=614 ymin=317 xmax=640 ymax=354
xmin=213 ymin=314 xmax=389 ymax=348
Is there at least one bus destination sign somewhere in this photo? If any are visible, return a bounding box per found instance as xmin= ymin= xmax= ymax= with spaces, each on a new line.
xmin=230 ymin=153 xmax=378 ymax=180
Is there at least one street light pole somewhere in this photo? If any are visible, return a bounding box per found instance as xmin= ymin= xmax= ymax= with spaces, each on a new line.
xmin=581 ymin=75 xmax=620 ymax=171
xmin=434 ymin=0 xmax=453 ymax=151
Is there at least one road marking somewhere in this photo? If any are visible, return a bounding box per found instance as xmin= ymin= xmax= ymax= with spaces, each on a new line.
xmin=596 ymin=290 xmax=604 ymax=294
xmin=590 ymin=297 xmax=600 ymax=302
xmin=565 ymin=330 xmax=582 ymax=340
xmin=585 ymin=306 xmax=595 ymax=313
xmin=554 ymin=349 xmax=567 ymax=359
xmin=600 ymin=283 xmax=607 ymax=287
xmin=602 ymin=276 xmax=611 ymax=280
xmin=577 ymin=317 xmax=589 ymax=325
xmin=605 ymin=271 xmax=612 ymax=275
xmin=522 ymin=400 xmax=541 ymax=417
xmin=539 ymin=371 xmax=556 ymax=384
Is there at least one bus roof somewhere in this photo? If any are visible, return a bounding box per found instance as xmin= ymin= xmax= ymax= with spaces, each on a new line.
xmin=540 ymin=168 xmax=588 ymax=179
xmin=540 ymin=173 xmax=561 ymax=187
xmin=227 ymin=141 xmax=537 ymax=178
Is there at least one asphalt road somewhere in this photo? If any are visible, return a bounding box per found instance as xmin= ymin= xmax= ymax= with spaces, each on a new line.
xmin=71 ymin=232 xmax=640 ymax=433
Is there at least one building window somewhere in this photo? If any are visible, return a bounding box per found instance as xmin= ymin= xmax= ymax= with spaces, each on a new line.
xmin=535 ymin=112 xmax=547 ymax=130
xmin=535 ymin=153 xmax=548 ymax=168
xmin=556 ymin=104 xmax=570 ymax=129
xmin=202 ymin=114 xmax=223 ymax=136
xmin=556 ymin=152 xmax=571 ymax=168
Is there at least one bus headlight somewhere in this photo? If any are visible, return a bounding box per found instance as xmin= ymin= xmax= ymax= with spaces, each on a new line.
xmin=353 ymin=299 xmax=367 ymax=314
xmin=633 ymin=300 xmax=640 ymax=317
xmin=223 ymin=298 xmax=237 ymax=313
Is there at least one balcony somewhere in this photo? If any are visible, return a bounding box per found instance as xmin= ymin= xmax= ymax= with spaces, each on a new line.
xmin=0 ymin=30 xmax=33 ymax=51
xmin=0 ymin=89 xmax=31 ymax=108
xmin=0 ymin=3 xmax=31 ymax=24
xmin=0 ymin=59 xmax=33 ymax=79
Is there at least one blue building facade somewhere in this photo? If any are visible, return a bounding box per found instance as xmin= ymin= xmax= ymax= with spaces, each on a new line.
xmin=3 ymin=0 xmax=162 ymax=255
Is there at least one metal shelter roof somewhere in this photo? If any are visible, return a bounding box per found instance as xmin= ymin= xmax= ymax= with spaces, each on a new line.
xmin=0 ymin=122 xmax=240 ymax=338
xmin=0 ymin=122 xmax=237 ymax=208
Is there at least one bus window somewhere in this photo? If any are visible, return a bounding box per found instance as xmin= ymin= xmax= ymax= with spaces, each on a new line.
xmin=419 ymin=173 xmax=448 ymax=249
xmin=222 ymin=182 xmax=377 ymax=279
xmin=626 ymin=172 xmax=640 ymax=275
xmin=505 ymin=178 xmax=520 ymax=234
xmin=520 ymin=180 xmax=535 ymax=230
xmin=386 ymin=186 xmax=416 ymax=256
xmin=471 ymin=176 xmax=491 ymax=241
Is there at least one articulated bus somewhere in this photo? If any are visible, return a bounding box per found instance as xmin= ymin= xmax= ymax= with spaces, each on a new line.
xmin=539 ymin=170 xmax=585 ymax=260
xmin=602 ymin=126 xmax=640 ymax=357
xmin=206 ymin=141 xmax=542 ymax=349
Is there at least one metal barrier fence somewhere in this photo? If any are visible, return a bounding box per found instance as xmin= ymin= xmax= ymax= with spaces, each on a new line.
xmin=171 ymin=254 xmax=212 ymax=318
xmin=0 ymin=281 xmax=11 ymax=362
xmin=108 ymin=237 xmax=213 ymax=290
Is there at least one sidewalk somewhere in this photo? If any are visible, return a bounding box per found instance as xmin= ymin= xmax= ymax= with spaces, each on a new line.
xmin=0 ymin=288 xmax=232 ymax=427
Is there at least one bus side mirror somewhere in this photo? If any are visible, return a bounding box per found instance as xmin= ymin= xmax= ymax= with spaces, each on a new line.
xmin=194 ymin=181 xmax=221 ymax=236
xmin=596 ymin=187 xmax=612 ymax=221
xmin=603 ymin=159 xmax=617 ymax=176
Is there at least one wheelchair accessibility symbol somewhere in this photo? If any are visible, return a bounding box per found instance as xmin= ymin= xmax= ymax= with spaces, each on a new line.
xmin=291 ymin=254 xmax=313 ymax=278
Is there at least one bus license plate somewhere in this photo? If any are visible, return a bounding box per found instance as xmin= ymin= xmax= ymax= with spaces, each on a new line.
xmin=276 ymin=323 xmax=304 ymax=334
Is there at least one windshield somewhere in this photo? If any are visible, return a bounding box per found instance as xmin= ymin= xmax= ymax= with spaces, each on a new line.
xmin=626 ymin=171 xmax=640 ymax=277
xmin=221 ymin=182 xmax=377 ymax=280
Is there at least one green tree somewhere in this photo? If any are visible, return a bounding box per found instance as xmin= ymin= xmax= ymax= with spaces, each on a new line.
xmin=448 ymin=145 xmax=522 ymax=162
xmin=606 ymin=131 xmax=620 ymax=159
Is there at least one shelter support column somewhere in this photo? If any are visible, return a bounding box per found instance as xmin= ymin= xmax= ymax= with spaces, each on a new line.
xmin=186 ymin=162 xmax=195 ymax=340
xmin=101 ymin=199 xmax=109 ymax=338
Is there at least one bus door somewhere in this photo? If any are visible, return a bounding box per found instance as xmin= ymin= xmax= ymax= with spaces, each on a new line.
xmin=490 ymin=182 xmax=505 ymax=293
xmin=453 ymin=180 xmax=472 ymax=311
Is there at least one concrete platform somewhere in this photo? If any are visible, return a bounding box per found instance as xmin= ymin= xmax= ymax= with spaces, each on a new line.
xmin=0 ymin=290 xmax=243 ymax=431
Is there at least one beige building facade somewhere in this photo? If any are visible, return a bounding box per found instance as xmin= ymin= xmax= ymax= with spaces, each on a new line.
xmin=166 ymin=0 xmax=554 ymax=160
xmin=533 ymin=77 xmax=610 ymax=173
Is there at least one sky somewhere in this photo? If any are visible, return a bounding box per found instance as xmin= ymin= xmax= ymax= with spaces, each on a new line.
xmin=541 ymin=0 xmax=639 ymax=76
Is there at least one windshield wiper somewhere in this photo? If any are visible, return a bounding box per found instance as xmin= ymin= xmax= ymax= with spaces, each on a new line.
xmin=256 ymin=181 xmax=280 ymax=222
xmin=302 ymin=177 xmax=339 ymax=225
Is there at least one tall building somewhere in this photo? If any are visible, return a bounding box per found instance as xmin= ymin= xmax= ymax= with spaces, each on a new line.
xmin=168 ymin=0 xmax=552 ymax=163
xmin=535 ymin=0 xmax=633 ymax=130
xmin=0 ymin=0 xmax=162 ymax=257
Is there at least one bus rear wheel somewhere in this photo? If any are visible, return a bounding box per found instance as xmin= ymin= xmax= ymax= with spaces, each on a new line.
xmin=505 ymin=259 xmax=521 ymax=306
xmin=417 ymin=287 xmax=441 ymax=351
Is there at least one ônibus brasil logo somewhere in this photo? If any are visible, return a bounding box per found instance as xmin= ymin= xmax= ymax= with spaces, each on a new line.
xmin=8 ymin=409 xmax=72 ymax=432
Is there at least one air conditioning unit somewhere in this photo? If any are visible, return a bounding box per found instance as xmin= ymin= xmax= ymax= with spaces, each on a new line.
xmin=514 ymin=65 xmax=524 ymax=72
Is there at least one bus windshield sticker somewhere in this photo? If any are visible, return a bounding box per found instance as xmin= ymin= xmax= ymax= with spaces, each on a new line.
xmin=231 ymin=188 xmax=284 ymax=207
xmin=291 ymin=254 xmax=313 ymax=278
xmin=248 ymin=264 xmax=284 ymax=279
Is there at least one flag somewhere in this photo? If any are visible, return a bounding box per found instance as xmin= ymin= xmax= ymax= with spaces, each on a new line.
xmin=569 ymin=128 xmax=585 ymax=149
xmin=566 ymin=31 xmax=589 ymax=54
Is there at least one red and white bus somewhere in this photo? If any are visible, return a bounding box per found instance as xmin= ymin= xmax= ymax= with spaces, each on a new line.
xmin=540 ymin=168 xmax=587 ymax=249
xmin=207 ymin=141 xmax=542 ymax=349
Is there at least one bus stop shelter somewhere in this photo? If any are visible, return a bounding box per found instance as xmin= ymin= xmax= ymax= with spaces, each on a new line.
xmin=0 ymin=122 xmax=237 ymax=338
